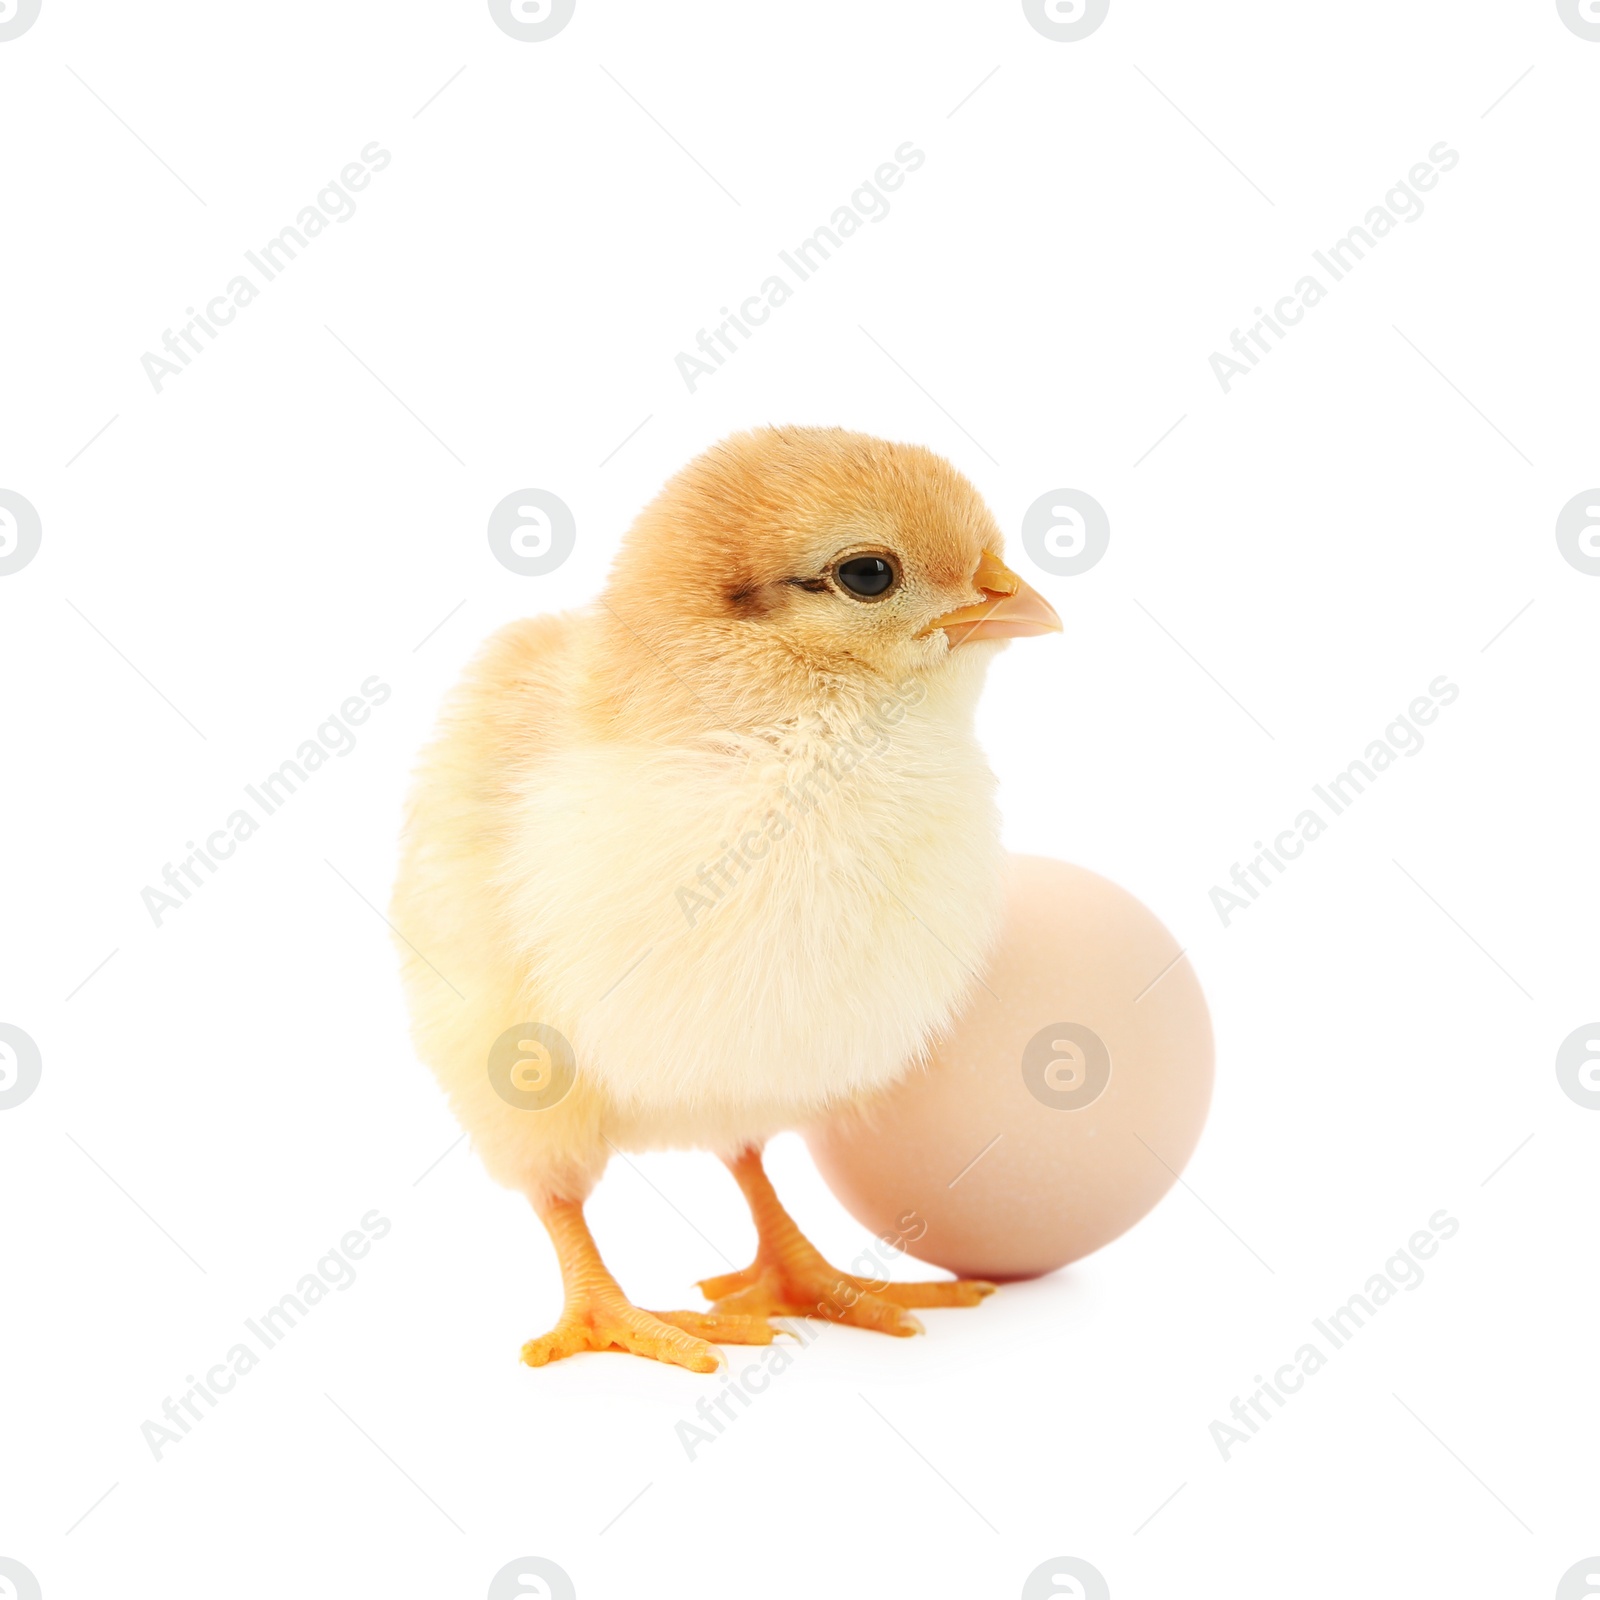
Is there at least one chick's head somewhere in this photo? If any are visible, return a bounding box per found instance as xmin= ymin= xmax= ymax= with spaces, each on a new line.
xmin=601 ymin=427 xmax=1060 ymax=724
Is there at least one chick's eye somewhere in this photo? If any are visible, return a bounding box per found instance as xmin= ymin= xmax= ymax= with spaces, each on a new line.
xmin=835 ymin=555 xmax=897 ymax=599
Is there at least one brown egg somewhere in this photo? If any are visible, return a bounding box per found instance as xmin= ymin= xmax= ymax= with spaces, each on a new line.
xmin=806 ymin=855 xmax=1213 ymax=1280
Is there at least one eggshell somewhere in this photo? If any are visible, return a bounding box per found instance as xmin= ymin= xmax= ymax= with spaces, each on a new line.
xmin=805 ymin=855 xmax=1212 ymax=1280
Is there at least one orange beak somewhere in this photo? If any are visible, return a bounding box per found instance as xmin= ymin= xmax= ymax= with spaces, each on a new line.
xmin=922 ymin=550 xmax=1063 ymax=646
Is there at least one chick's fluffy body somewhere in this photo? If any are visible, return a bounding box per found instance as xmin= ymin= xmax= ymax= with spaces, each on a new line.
xmin=394 ymin=429 xmax=1008 ymax=1203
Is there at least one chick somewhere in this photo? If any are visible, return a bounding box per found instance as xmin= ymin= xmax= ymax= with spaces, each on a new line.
xmin=393 ymin=427 xmax=1061 ymax=1372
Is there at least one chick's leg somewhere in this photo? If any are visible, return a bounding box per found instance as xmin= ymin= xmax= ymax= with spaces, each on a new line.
xmin=697 ymin=1147 xmax=995 ymax=1337
xmin=523 ymin=1195 xmax=778 ymax=1374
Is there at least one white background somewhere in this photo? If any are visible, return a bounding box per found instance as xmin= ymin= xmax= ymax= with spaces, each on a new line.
xmin=2 ymin=2 xmax=1597 ymax=1597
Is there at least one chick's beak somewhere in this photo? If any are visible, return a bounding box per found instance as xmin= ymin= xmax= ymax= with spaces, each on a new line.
xmin=922 ymin=550 xmax=1063 ymax=646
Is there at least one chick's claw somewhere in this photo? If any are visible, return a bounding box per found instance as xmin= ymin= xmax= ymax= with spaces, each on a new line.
xmin=648 ymin=1309 xmax=786 ymax=1345
xmin=521 ymin=1298 xmax=725 ymax=1375
xmin=700 ymin=1267 xmax=995 ymax=1310
xmin=870 ymin=1277 xmax=997 ymax=1309
xmin=702 ymin=1264 xmax=923 ymax=1336
xmin=521 ymin=1196 xmax=787 ymax=1372
xmin=704 ymin=1146 xmax=997 ymax=1339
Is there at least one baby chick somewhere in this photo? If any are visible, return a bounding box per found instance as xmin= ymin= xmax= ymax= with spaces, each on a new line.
xmin=393 ymin=427 xmax=1061 ymax=1372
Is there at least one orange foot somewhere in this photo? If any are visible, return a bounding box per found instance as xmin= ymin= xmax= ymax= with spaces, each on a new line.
xmin=521 ymin=1292 xmax=778 ymax=1375
xmin=524 ymin=1195 xmax=779 ymax=1374
xmin=698 ymin=1147 xmax=996 ymax=1337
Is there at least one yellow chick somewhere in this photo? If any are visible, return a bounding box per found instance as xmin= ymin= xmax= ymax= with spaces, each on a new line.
xmin=393 ymin=426 xmax=1061 ymax=1372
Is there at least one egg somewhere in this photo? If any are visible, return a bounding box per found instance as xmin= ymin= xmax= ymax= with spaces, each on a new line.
xmin=805 ymin=855 xmax=1213 ymax=1280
